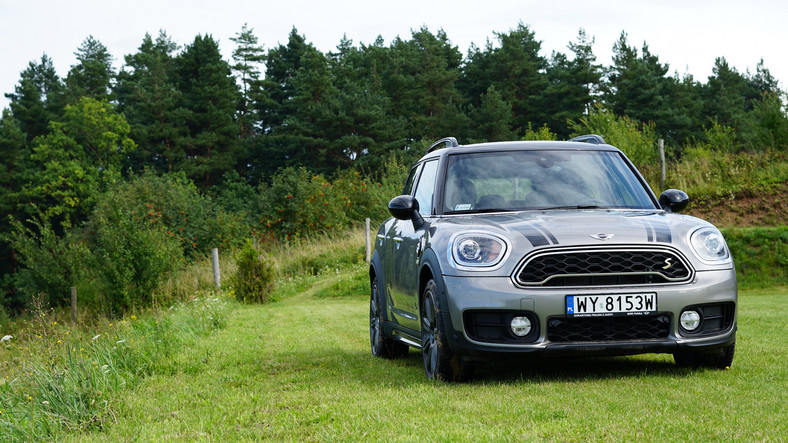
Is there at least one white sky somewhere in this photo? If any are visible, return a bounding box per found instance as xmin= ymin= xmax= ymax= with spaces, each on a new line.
xmin=1 ymin=0 xmax=787 ymax=110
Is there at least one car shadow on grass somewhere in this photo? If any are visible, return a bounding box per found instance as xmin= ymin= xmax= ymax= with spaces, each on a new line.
xmin=376 ymin=349 xmax=697 ymax=384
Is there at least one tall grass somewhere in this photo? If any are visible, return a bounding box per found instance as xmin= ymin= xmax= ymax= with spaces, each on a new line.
xmin=0 ymin=288 xmax=233 ymax=440
xmin=655 ymin=149 xmax=788 ymax=197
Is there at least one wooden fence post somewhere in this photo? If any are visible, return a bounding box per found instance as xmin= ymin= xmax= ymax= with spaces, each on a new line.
xmin=211 ymin=248 xmax=221 ymax=288
xmin=70 ymin=287 xmax=77 ymax=323
xmin=659 ymin=139 xmax=666 ymax=190
xmin=365 ymin=218 xmax=371 ymax=264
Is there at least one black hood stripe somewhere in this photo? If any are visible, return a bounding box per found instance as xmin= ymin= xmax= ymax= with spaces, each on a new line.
xmin=517 ymin=226 xmax=550 ymax=247
xmin=514 ymin=223 xmax=559 ymax=247
xmin=644 ymin=219 xmax=672 ymax=243
xmin=533 ymin=222 xmax=559 ymax=245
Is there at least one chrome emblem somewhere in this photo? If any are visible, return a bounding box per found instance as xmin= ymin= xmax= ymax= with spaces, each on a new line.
xmin=589 ymin=233 xmax=615 ymax=241
xmin=662 ymin=258 xmax=674 ymax=270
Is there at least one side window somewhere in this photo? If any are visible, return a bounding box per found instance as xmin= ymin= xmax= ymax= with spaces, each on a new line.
xmin=413 ymin=160 xmax=439 ymax=215
xmin=402 ymin=164 xmax=422 ymax=195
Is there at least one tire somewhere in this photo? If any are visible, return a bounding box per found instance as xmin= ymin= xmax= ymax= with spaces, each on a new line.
xmin=674 ymin=339 xmax=736 ymax=369
xmin=420 ymin=279 xmax=470 ymax=381
xmin=370 ymin=276 xmax=409 ymax=359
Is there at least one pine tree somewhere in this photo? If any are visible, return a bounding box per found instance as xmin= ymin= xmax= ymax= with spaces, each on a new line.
xmin=261 ymin=28 xmax=309 ymax=132
xmin=175 ymin=34 xmax=241 ymax=188
xmin=0 ymin=110 xmax=28 ymax=295
xmin=460 ymin=23 xmax=548 ymax=134
xmin=66 ymin=36 xmax=115 ymax=102
xmin=605 ymin=32 xmax=679 ymax=139
xmin=4 ymin=54 xmax=65 ymax=141
xmin=701 ymin=57 xmax=749 ymax=134
xmin=230 ymin=23 xmax=266 ymax=140
xmin=384 ymin=27 xmax=467 ymax=140
xmin=284 ymin=45 xmax=337 ymax=169
xmin=471 ymin=85 xmax=515 ymax=141
xmin=115 ymin=31 xmax=184 ymax=172
xmin=328 ymin=37 xmax=407 ymax=170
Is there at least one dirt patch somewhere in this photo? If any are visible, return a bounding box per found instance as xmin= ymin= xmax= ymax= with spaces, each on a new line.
xmin=685 ymin=182 xmax=787 ymax=227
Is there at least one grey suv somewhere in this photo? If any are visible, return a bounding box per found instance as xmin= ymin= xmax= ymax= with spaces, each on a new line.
xmin=369 ymin=136 xmax=737 ymax=381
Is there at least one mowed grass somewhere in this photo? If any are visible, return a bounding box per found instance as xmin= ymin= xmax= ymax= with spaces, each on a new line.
xmin=77 ymin=282 xmax=786 ymax=441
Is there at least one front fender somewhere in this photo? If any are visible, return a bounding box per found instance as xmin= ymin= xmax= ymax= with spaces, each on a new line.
xmin=418 ymin=248 xmax=463 ymax=348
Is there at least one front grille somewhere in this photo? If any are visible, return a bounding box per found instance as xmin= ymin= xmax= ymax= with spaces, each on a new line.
xmin=515 ymin=248 xmax=692 ymax=287
xmin=547 ymin=315 xmax=670 ymax=342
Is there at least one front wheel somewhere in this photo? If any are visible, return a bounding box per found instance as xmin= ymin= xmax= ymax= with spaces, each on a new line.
xmin=421 ymin=279 xmax=470 ymax=381
xmin=674 ymin=339 xmax=736 ymax=369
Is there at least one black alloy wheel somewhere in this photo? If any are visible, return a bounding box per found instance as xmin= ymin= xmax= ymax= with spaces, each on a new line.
xmin=421 ymin=279 xmax=468 ymax=381
xmin=370 ymin=276 xmax=408 ymax=358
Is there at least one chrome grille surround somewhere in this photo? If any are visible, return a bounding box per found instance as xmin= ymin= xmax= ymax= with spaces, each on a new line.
xmin=512 ymin=246 xmax=694 ymax=288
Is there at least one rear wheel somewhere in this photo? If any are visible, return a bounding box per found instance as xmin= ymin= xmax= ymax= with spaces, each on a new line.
xmin=421 ymin=279 xmax=470 ymax=381
xmin=370 ymin=276 xmax=409 ymax=359
xmin=674 ymin=339 xmax=735 ymax=369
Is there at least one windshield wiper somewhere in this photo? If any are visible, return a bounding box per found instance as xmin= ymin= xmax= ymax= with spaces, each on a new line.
xmin=446 ymin=208 xmax=516 ymax=215
xmin=536 ymin=205 xmax=605 ymax=210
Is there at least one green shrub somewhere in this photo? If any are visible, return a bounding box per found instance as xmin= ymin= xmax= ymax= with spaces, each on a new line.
xmin=5 ymin=213 xmax=91 ymax=308
xmin=230 ymin=241 xmax=275 ymax=303
xmin=569 ymin=104 xmax=658 ymax=167
xmin=109 ymin=170 xmax=249 ymax=258
xmin=89 ymin=194 xmax=182 ymax=313
xmin=521 ymin=123 xmax=559 ymax=141
xmin=253 ymin=159 xmax=407 ymax=242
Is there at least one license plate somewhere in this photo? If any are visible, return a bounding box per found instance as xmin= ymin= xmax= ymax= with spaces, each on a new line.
xmin=566 ymin=293 xmax=657 ymax=317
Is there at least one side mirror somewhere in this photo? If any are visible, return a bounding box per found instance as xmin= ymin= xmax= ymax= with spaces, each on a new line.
xmin=388 ymin=195 xmax=425 ymax=229
xmin=659 ymin=189 xmax=689 ymax=213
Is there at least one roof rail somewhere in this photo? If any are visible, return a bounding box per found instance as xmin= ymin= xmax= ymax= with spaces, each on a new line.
xmin=425 ymin=137 xmax=459 ymax=154
xmin=568 ymin=134 xmax=606 ymax=145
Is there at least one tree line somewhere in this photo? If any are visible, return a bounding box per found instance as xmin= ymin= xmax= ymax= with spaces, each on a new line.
xmin=0 ymin=23 xmax=786 ymax=314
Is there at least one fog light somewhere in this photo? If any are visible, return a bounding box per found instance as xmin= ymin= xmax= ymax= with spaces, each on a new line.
xmin=510 ymin=316 xmax=532 ymax=337
xmin=680 ymin=310 xmax=701 ymax=331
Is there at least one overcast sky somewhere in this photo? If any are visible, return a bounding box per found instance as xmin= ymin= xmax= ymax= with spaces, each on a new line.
xmin=1 ymin=0 xmax=786 ymax=111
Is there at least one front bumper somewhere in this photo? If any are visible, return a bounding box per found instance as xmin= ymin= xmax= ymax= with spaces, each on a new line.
xmin=441 ymin=269 xmax=737 ymax=357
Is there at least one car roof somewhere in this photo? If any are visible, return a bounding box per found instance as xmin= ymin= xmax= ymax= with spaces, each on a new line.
xmin=419 ymin=139 xmax=622 ymax=162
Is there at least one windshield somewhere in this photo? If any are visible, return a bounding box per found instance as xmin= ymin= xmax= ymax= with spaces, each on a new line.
xmin=443 ymin=150 xmax=657 ymax=213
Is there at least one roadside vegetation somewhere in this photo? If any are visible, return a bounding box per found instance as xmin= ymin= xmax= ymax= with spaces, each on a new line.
xmin=0 ymin=19 xmax=787 ymax=441
xmin=0 ymin=225 xmax=785 ymax=440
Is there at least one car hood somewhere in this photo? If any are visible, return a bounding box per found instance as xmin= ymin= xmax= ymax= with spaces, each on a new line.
xmin=429 ymin=209 xmax=729 ymax=276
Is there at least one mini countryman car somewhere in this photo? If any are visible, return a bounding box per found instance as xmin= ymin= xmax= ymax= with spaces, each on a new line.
xmin=369 ymin=135 xmax=737 ymax=381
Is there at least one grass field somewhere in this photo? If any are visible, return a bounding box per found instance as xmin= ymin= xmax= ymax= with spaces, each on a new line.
xmin=73 ymin=274 xmax=786 ymax=442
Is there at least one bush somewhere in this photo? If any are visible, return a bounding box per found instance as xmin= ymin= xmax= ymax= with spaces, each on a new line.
xmin=521 ymin=123 xmax=558 ymax=141
xmin=89 ymin=194 xmax=182 ymax=313
xmin=108 ymin=170 xmax=249 ymax=258
xmin=5 ymin=213 xmax=90 ymax=308
xmin=569 ymin=104 xmax=658 ymax=167
xmin=230 ymin=241 xmax=275 ymax=303
xmin=253 ymin=158 xmax=408 ymax=242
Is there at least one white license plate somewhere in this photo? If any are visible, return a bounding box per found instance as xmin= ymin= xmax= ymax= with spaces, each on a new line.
xmin=566 ymin=293 xmax=657 ymax=317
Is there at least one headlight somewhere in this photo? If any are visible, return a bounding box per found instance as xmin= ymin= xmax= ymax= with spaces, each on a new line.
xmin=690 ymin=227 xmax=730 ymax=262
xmin=450 ymin=233 xmax=509 ymax=269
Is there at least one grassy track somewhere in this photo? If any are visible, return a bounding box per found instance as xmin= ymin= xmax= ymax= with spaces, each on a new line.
xmin=78 ymin=284 xmax=786 ymax=441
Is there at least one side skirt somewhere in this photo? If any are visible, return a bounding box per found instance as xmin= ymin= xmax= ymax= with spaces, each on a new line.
xmin=384 ymin=321 xmax=422 ymax=349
